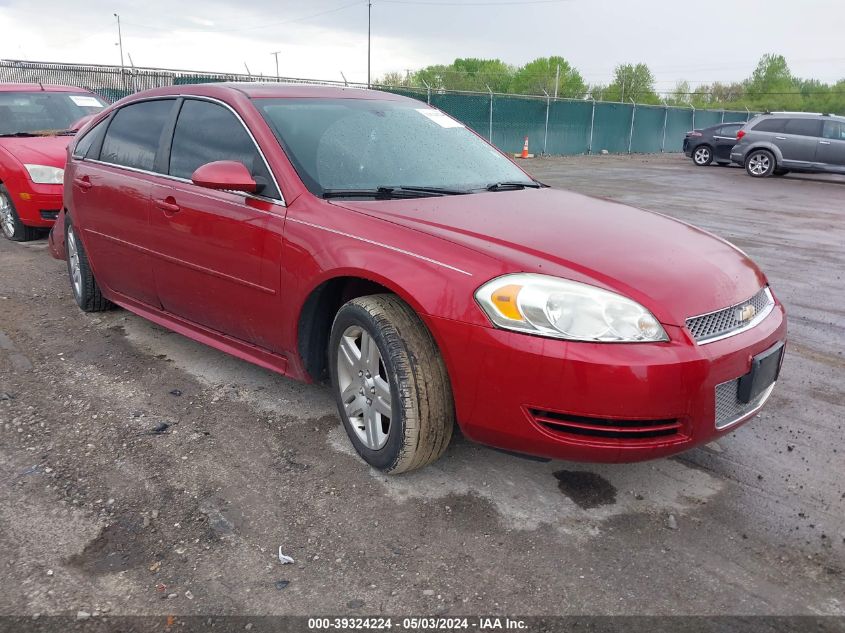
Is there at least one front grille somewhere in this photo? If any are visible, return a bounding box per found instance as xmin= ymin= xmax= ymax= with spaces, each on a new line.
xmin=39 ymin=209 xmax=60 ymax=220
xmin=715 ymin=378 xmax=776 ymax=429
xmin=686 ymin=287 xmax=774 ymax=344
xmin=530 ymin=409 xmax=683 ymax=441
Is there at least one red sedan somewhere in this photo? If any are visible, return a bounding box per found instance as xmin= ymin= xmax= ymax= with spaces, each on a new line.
xmin=0 ymin=84 xmax=106 ymax=241
xmin=49 ymin=84 xmax=786 ymax=473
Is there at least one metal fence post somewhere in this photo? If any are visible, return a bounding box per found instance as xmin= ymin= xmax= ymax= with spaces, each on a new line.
xmin=721 ymin=109 xmax=725 ymax=123
xmin=628 ymin=98 xmax=636 ymax=154
xmin=486 ymin=84 xmax=493 ymax=143
xmin=745 ymin=106 xmax=751 ymax=121
xmin=542 ymin=89 xmax=550 ymax=155
xmin=421 ymin=79 xmax=431 ymax=105
xmin=661 ymin=104 xmax=668 ymax=153
xmin=690 ymin=104 xmax=696 ymax=131
xmin=588 ymin=98 xmax=596 ymax=155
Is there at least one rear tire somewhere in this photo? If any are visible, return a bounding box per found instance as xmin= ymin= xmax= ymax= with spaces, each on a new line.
xmin=692 ymin=145 xmax=713 ymax=166
xmin=65 ymin=219 xmax=112 ymax=312
xmin=745 ymin=149 xmax=776 ymax=178
xmin=329 ymin=294 xmax=454 ymax=474
xmin=0 ymin=184 xmax=39 ymax=242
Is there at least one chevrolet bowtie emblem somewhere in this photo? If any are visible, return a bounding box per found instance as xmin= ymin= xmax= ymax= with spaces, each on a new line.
xmin=736 ymin=304 xmax=757 ymax=323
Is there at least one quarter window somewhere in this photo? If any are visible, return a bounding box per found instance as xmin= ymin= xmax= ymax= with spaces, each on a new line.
xmin=752 ymin=118 xmax=787 ymax=133
xmin=783 ymin=118 xmax=821 ymax=137
xmin=72 ymin=118 xmax=109 ymax=160
xmin=100 ymin=99 xmax=175 ymax=171
xmin=168 ymin=99 xmax=278 ymax=199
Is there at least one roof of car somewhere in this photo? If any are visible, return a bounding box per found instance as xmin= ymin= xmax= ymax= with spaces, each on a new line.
xmin=122 ymin=82 xmax=412 ymax=102
xmin=759 ymin=111 xmax=845 ymax=121
xmin=0 ymin=83 xmax=96 ymax=93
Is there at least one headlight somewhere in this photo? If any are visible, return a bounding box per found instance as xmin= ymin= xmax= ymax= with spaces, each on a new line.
xmin=24 ymin=164 xmax=64 ymax=184
xmin=475 ymin=273 xmax=668 ymax=343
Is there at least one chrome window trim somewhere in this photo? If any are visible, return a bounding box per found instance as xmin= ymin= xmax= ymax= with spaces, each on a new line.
xmin=85 ymin=159 xmax=286 ymax=211
xmin=80 ymin=94 xmax=286 ymax=207
xmin=687 ymin=287 xmax=775 ymax=345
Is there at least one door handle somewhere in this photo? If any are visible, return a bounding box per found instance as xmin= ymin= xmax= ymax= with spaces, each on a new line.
xmin=154 ymin=198 xmax=181 ymax=214
xmin=819 ymin=140 xmax=831 ymax=145
xmin=73 ymin=177 xmax=93 ymax=190
xmin=774 ymin=136 xmax=787 ymax=140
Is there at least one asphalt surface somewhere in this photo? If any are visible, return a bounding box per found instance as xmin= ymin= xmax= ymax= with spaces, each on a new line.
xmin=1 ymin=154 xmax=843 ymax=619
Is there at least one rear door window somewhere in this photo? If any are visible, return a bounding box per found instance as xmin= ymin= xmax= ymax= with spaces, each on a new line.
xmin=168 ymin=99 xmax=279 ymax=199
xmin=822 ymin=120 xmax=845 ymax=140
xmin=752 ymin=118 xmax=787 ymax=133
xmin=783 ymin=118 xmax=822 ymax=137
xmin=100 ymin=99 xmax=175 ymax=171
xmin=717 ymin=125 xmax=740 ymax=137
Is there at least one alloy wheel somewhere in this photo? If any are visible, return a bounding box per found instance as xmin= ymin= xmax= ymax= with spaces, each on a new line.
xmin=748 ymin=154 xmax=770 ymax=176
xmin=694 ymin=147 xmax=711 ymax=165
xmin=0 ymin=192 xmax=15 ymax=238
xmin=336 ymin=325 xmax=393 ymax=450
xmin=67 ymin=228 xmax=83 ymax=299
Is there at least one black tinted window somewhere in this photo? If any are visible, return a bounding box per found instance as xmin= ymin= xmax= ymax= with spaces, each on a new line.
xmin=783 ymin=118 xmax=822 ymax=137
xmin=752 ymin=118 xmax=787 ymax=133
xmin=72 ymin=118 xmax=108 ymax=159
xmin=169 ymin=99 xmax=278 ymax=199
xmin=823 ymin=120 xmax=845 ymax=140
xmin=100 ymin=99 xmax=174 ymax=170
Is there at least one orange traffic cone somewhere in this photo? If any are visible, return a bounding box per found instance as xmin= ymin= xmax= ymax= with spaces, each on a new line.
xmin=520 ymin=136 xmax=529 ymax=159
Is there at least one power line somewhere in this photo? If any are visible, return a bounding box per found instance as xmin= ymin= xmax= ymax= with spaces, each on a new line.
xmin=381 ymin=0 xmax=570 ymax=4
xmin=122 ymin=1 xmax=364 ymax=34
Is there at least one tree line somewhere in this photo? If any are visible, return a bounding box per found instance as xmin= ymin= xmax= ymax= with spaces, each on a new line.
xmin=378 ymin=54 xmax=845 ymax=114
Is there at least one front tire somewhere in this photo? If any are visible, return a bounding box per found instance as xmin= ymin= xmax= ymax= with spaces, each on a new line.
xmin=692 ymin=145 xmax=713 ymax=166
xmin=329 ymin=294 xmax=454 ymax=474
xmin=65 ymin=220 xmax=112 ymax=312
xmin=745 ymin=149 xmax=776 ymax=178
xmin=0 ymin=184 xmax=39 ymax=242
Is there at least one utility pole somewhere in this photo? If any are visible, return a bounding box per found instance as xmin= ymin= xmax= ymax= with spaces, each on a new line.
xmin=367 ymin=1 xmax=372 ymax=88
xmin=114 ymin=13 xmax=126 ymax=90
xmin=553 ymin=63 xmax=560 ymax=99
xmin=271 ymin=51 xmax=281 ymax=81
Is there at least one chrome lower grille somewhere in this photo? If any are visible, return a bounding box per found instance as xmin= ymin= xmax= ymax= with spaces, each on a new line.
xmin=686 ymin=287 xmax=774 ymax=344
xmin=715 ymin=378 xmax=775 ymax=429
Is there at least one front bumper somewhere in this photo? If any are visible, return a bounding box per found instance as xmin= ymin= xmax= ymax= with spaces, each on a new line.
xmin=428 ymin=302 xmax=787 ymax=463
xmin=9 ymin=182 xmax=63 ymax=228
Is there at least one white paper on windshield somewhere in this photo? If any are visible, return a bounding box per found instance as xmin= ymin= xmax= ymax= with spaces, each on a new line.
xmin=69 ymin=95 xmax=102 ymax=107
xmin=416 ymin=108 xmax=464 ymax=128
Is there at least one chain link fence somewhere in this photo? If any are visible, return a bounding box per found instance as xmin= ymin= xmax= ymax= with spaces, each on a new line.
xmin=1 ymin=60 xmax=756 ymax=156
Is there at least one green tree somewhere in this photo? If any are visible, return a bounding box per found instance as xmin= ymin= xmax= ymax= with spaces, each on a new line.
xmin=412 ymin=58 xmax=513 ymax=92
xmin=377 ymin=71 xmax=406 ymax=87
xmin=509 ymin=56 xmax=586 ymax=98
xmin=603 ymin=63 xmax=659 ymax=104
xmin=745 ymin=54 xmax=801 ymax=110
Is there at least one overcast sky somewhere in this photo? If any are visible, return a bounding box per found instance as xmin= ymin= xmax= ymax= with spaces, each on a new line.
xmin=1 ymin=0 xmax=843 ymax=90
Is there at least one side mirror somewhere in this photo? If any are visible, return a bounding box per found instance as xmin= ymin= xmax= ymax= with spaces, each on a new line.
xmin=191 ymin=161 xmax=258 ymax=193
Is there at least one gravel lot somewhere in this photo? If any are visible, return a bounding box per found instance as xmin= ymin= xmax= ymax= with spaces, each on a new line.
xmin=1 ymin=154 xmax=843 ymax=619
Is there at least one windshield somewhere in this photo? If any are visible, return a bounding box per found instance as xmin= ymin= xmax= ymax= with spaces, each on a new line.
xmin=0 ymin=91 xmax=107 ymax=136
xmin=255 ymin=98 xmax=535 ymax=196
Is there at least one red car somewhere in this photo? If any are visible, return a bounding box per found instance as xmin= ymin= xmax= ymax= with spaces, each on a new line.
xmin=50 ymin=84 xmax=786 ymax=473
xmin=0 ymin=83 xmax=106 ymax=241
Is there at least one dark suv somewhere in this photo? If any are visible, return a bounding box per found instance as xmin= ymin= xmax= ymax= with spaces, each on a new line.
xmin=731 ymin=112 xmax=845 ymax=178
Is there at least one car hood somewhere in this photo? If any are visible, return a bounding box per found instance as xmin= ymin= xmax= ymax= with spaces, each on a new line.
xmin=0 ymin=136 xmax=72 ymax=168
xmin=332 ymin=188 xmax=768 ymax=326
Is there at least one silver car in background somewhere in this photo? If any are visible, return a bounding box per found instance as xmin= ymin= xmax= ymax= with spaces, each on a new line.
xmin=731 ymin=112 xmax=845 ymax=178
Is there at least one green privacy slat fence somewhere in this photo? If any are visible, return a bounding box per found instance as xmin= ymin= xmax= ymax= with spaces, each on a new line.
xmin=1 ymin=59 xmax=759 ymax=156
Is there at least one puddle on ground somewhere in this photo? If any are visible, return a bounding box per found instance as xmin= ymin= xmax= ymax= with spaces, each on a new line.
xmin=553 ymin=470 xmax=617 ymax=509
